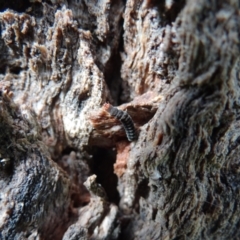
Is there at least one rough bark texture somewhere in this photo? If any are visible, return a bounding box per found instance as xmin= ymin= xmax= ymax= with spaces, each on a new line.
xmin=0 ymin=0 xmax=240 ymax=239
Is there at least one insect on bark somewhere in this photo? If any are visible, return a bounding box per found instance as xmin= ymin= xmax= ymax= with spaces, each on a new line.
xmin=103 ymin=103 xmax=137 ymax=141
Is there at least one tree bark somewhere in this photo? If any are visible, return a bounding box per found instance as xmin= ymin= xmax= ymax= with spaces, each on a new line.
xmin=0 ymin=0 xmax=239 ymax=239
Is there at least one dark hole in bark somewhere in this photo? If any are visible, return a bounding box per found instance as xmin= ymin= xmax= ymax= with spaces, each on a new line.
xmin=134 ymin=178 xmax=150 ymax=213
xmin=104 ymin=18 xmax=124 ymax=105
xmin=118 ymin=216 xmax=134 ymax=240
xmin=172 ymin=236 xmax=185 ymax=240
xmin=0 ymin=65 xmax=6 ymax=75
xmin=91 ymin=147 xmax=120 ymax=205
xmin=61 ymin=147 xmax=75 ymax=155
xmin=152 ymin=207 xmax=158 ymax=221
xmin=147 ymin=0 xmax=186 ymax=24
xmin=0 ymin=158 xmax=14 ymax=176
xmin=29 ymin=2 xmax=44 ymax=18
xmin=10 ymin=66 xmax=22 ymax=75
xmin=0 ymin=1 xmax=43 ymax=19
xmin=0 ymin=0 xmax=31 ymax=12
xmin=165 ymin=0 xmax=186 ymax=23
xmin=220 ymin=171 xmax=228 ymax=186
xmin=77 ymin=91 xmax=89 ymax=112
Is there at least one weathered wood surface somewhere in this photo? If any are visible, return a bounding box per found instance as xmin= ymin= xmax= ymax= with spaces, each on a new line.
xmin=0 ymin=0 xmax=240 ymax=239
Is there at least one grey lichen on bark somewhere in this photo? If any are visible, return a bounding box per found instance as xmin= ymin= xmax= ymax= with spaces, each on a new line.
xmin=0 ymin=0 xmax=240 ymax=239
